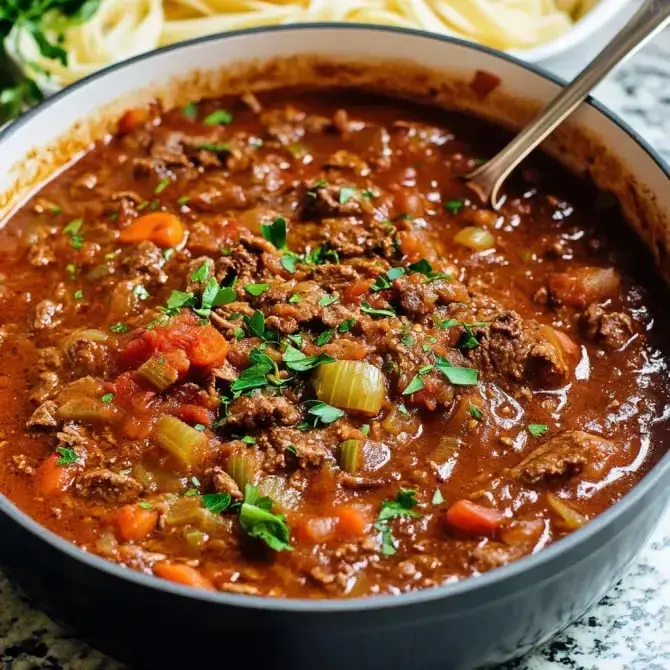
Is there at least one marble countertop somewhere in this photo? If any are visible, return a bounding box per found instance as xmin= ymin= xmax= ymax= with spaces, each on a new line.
xmin=2 ymin=26 xmax=670 ymax=670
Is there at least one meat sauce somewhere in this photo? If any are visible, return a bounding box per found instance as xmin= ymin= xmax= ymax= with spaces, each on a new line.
xmin=0 ymin=89 xmax=668 ymax=598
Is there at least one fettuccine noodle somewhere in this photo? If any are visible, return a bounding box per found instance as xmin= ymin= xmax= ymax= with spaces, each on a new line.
xmin=10 ymin=0 xmax=602 ymax=86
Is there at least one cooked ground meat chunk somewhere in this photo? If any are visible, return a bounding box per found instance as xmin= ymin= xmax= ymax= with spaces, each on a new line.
xmin=26 ymin=401 xmax=58 ymax=429
xmin=512 ymin=431 xmax=614 ymax=484
xmin=226 ymin=395 xmax=301 ymax=431
xmin=31 ymin=300 xmax=62 ymax=331
xmin=75 ymin=469 xmax=143 ymax=504
xmin=580 ymin=303 xmax=634 ymax=350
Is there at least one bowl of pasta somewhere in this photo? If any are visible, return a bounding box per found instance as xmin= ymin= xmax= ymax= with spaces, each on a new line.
xmin=3 ymin=0 xmax=634 ymax=99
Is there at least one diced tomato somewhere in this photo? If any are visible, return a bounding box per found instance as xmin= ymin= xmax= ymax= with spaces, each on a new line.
xmin=112 ymin=504 xmax=158 ymax=542
xmin=153 ymin=563 xmax=215 ymax=590
xmin=397 ymin=230 xmax=428 ymax=262
xmin=469 ymin=70 xmax=502 ymax=99
xmin=343 ymin=279 xmax=374 ymax=304
xmin=172 ymin=404 xmax=211 ymax=427
xmin=444 ymin=500 xmax=504 ymax=536
xmin=548 ymin=267 xmax=619 ymax=309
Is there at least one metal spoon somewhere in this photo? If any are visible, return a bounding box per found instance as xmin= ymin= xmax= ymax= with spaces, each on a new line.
xmin=465 ymin=0 xmax=670 ymax=210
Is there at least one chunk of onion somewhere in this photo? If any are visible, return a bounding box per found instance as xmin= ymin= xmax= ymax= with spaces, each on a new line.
xmin=154 ymin=414 xmax=208 ymax=469
xmin=547 ymin=493 xmax=587 ymax=530
xmin=453 ymin=226 xmax=495 ymax=251
xmin=257 ymin=475 xmax=300 ymax=510
xmin=313 ymin=361 xmax=385 ymax=416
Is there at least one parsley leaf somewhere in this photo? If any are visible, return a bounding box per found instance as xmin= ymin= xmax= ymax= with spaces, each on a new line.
xmin=288 ymin=294 xmax=302 ymax=304
xmin=444 ymin=199 xmax=465 ymax=214
xmin=360 ymin=301 xmax=395 ymax=318
xmin=243 ymin=310 xmax=277 ymax=342
xmin=110 ymin=322 xmax=129 ymax=333
xmin=191 ymin=262 xmax=210 ymax=283
xmin=182 ymin=102 xmax=198 ymax=120
xmin=319 ymin=294 xmax=338 ymax=307
xmin=403 ymin=374 xmax=426 ymax=395
xmin=408 ymin=259 xmax=432 ymax=275
xmin=282 ymin=345 xmax=334 ymax=373
xmin=261 ymin=217 xmax=287 ymax=249
xmin=63 ymin=218 xmax=84 ymax=249
xmin=435 ymin=354 xmax=478 ymax=386
xmin=386 ymin=267 xmax=406 ymax=281
xmin=339 ymin=186 xmax=357 ymax=204
xmin=202 ymin=492 xmax=232 ymax=514
xmin=244 ymin=283 xmax=270 ymax=297
xmin=371 ymin=275 xmax=391 ymax=292
xmin=239 ymin=484 xmax=292 ymax=552
xmin=436 ymin=318 xmax=458 ymax=330
xmin=195 ymin=142 xmax=230 ymax=153
xmin=204 ymin=110 xmax=233 ymax=125
xmin=281 ymin=254 xmax=297 ymax=274
xmin=528 ymin=424 xmax=549 ymax=437
xmin=230 ymin=347 xmax=277 ymax=395
xmin=338 ymin=319 xmax=356 ymax=333
xmin=314 ymin=329 xmax=333 ymax=346
xmin=303 ymin=400 xmax=344 ymax=427
xmin=154 ymin=178 xmax=170 ymax=194
xmin=374 ymin=489 xmax=421 ymax=556
xmin=100 ymin=392 xmax=114 ymax=404
xmin=133 ymin=284 xmax=150 ymax=301
xmin=138 ymin=501 xmax=153 ymax=510
xmin=459 ymin=324 xmax=480 ymax=350
xmin=55 ymin=446 xmax=79 ymax=466
xmin=432 ymin=489 xmax=444 ymax=505
xmin=469 ymin=403 xmax=484 ymax=420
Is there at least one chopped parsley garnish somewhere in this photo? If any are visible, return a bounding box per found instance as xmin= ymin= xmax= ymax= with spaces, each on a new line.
xmin=374 ymin=489 xmax=421 ymax=556
xmin=371 ymin=275 xmax=391 ymax=292
xmin=242 ymin=310 xmax=277 ymax=342
xmin=73 ymin=290 xmax=84 ymax=300
xmin=408 ymin=259 xmax=432 ymax=275
xmin=193 ymin=277 xmax=236 ymax=319
xmin=177 ymin=196 xmax=190 ymax=206
xmin=432 ymin=489 xmax=444 ymax=505
xmin=436 ymin=317 xmax=458 ymax=329
xmin=182 ymin=102 xmax=198 ymax=120
xmin=133 ymin=284 xmax=150 ymax=301
xmin=110 ymin=322 xmax=129 ymax=334
xmin=397 ymin=403 xmax=410 ymax=417
xmin=435 ymin=354 xmax=478 ymax=386
xmin=282 ymin=345 xmax=334 ymax=373
xmin=360 ymin=302 xmax=395 ymax=318
xmin=362 ymin=189 xmax=375 ymax=200
xmin=261 ymin=217 xmax=287 ymax=249
xmin=194 ymin=424 xmax=206 ymax=432
xmin=301 ymin=400 xmax=344 ymax=428
xmin=184 ymin=489 xmax=199 ymax=497
xmin=318 ymin=294 xmax=338 ymax=307
xmin=244 ymin=283 xmax=270 ymax=297
xmin=154 ymin=178 xmax=170 ymax=194
xmin=195 ymin=142 xmax=231 ymax=153
xmin=241 ymin=435 xmax=256 ymax=445
xmin=63 ymin=218 xmax=84 ymax=249
xmin=314 ymin=329 xmax=333 ymax=346
xmin=339 ymin=186 xmax=357 ymax=204
xmin=303 ymin=246 xmax=340 ymax=266
xmin=400 ymin=329 xmax=415 ymax=347
xmin=203 ymin=110 xmax=233 ymax=125
xmin=239 ymin=484 xmax=292 ymax=552
xmin=202 ymin=492 xmax=232 ymax=514
xmin=100 ymin=393 xmax=114 ymax=404
xmin=50 ymin=205 xmax=62 ymax=215
xmin=191 ymin=262 xmax=210 ymax=283
xmin=230 ymin=347 xmax=278 ymax=396
xmin=287 ymin=333 xmax=303 ymax=348
xmin=459 ymin=324 xmax=480 ymax=350
xmin=444 ymin=199 xmax=465 ymax=214
xmin=469 ymin=403 xmax=484 ymax=420
xmin=403 ymin=364 xmax=433 ymax=395
xmin=288 ymin=294 xmax=302 ymax=304
xmin=338 ymin=318 xmax=356 ymax=333
xmin=386 ymin=267 xmax=406 ymax=281
xmin=65 ymin=263 xmax=77 ymax=279
xmin=233 ymin=328 xmax=245 ymax=340
xmin=280 ymin=254 xmax=297 ymax=274
xmin=138 ymin=501 xmax=153 ymax=510
xmin=286 ymin=445 xmax=297 ymax=457
xmin=528 ymin=424 xmax=549 ymax=437
xmin=55 ymin=446 xmax=79 ymax=466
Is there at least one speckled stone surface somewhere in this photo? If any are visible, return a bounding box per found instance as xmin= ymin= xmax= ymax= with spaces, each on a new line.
xmin=1 ymin=26 xmax=670 ymax=670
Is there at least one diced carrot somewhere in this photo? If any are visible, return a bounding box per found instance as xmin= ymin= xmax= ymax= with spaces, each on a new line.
xmin=153 ymin=563 xmax=215 ymax=590
xmin=172 ymin=404 xmax=211 ymax=427
xmin=113 ymin=504 xmax=158 ymax=542
xmin=36 ymin=454 xmax=77 ymax=497
xmin=342 ymin=279 xmax=374 ymax=304
xmin=187 ymin=325 xmax=229 ymax=367
xmin=119 ymin=213 xmax=185 ymax=248
xmin=294 ymin=516 xmax=338 ymax=544
xmin=444 ymin=500 xmax=504 ymax=536
xmin=117 ymin=108 xmax=149 ymax=135
xmin=469 ymin=70 xmax=502 ymax=99
xmin=548 ymin=267 xmax=619 ymax=309
xmin=335 ymin=506 xmax=369 ymax=538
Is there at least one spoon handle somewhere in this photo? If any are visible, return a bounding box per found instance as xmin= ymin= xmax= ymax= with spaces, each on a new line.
xmin=467 ymin=0 xmax=670 ymax=209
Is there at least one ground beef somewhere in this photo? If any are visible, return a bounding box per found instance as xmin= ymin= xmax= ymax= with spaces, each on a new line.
xmin=75 ymin=468 xmax=143 ymax=504
xmin=63 ymin=334 xmax=109 ymax=377
xmin=308 ymin=263 xmax=360 ymax=290
xmin=207 ymin=466 xmax=243 ymax=500
xmin=392 ymin=273 xmax=469 ymax=317
xmin=26 ymin=401 xmax=58 ymax=429
xmin=512 ymin=430 xmax=613 ymax=484
xmin=119 ymin=241 xmax=167 ymax=285
xmin=302 ymin=183 xmax=375 ymax=220
xmin=226 ymin=395 xmax=301 ymax=431
xmin=580 ymin=303 xmax=634 ymax=350
xmin=28 ymin=241 xmax=55 ymax=267
xmin=470 ymin=542 xmax=522 ymax=572
xmin=324 ymin=150 xmax=370 ymax=176
xmin=260 ymin=427 xmax=329 ymax=468
xmin=31 ymin=300 xmax=63 ymax=331
xmin=468 ymin=310 xmax=569 ymax=387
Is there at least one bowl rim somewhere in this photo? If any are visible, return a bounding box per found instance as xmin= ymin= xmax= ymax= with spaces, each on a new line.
xmin=1 ymin=22 xmax=669 ymax=614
